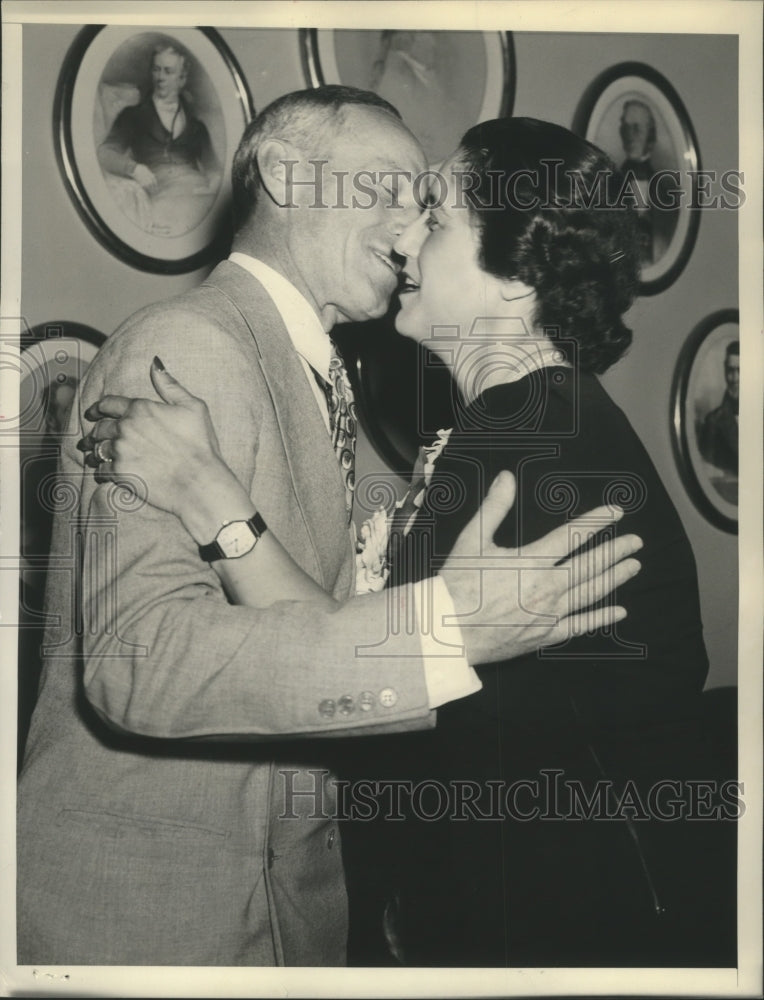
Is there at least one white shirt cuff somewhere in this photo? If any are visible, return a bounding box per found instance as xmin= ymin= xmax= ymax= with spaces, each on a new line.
xmin=414 ymin=575 xmax=482 ymax=709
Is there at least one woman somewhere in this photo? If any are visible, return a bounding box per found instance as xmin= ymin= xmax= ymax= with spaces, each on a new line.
xmin=82 ymin=118 xmax=714 ymax=966
xmin=348 ymin=118 xmax=713 ymax=967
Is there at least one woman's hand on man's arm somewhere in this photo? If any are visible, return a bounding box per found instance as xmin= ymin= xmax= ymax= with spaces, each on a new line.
xmin=81 ymin=361 xmax=643 ymax=654
xmin=81 ymin=358 xmax=337 ymax=611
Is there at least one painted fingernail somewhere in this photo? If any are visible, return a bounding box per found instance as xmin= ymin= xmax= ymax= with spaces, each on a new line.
xmin=83 ymin=404 xmax=97 ymax=421
xmin=152 ymin=356 xmax=165 ymax=372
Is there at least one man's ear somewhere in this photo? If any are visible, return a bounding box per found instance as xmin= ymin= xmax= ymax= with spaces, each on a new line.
xmin=256 ymin=138 xmax=297 ymax=207
xmin=498 ymin=277 xmax=536 ymax=306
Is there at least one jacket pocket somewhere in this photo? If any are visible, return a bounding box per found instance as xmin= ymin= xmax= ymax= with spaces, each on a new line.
xmin=57 ymin=807 xmax=230 ymax=843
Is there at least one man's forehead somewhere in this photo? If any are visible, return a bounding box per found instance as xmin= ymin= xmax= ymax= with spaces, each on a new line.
xmin=330 ymin=106 xmax=425 ymax=167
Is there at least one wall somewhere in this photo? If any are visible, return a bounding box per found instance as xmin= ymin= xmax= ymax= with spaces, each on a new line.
xmin=21 ymin=24 xmax=306 ymax=328
xmin=21 ymin=25 xmax=739 ymax=687
xmin=511 ymin=33 xmax=739 ymax=690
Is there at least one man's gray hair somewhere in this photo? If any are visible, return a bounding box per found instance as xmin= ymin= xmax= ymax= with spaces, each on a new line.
xmin=231 ymin=85 xmax=401 ymax=228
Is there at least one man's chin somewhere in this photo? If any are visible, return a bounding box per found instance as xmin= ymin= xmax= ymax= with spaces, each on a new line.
xmin=365 ymin=299 xmax=392 ymax=321
xmin=335 ymin=298 xmax=393 ymax=325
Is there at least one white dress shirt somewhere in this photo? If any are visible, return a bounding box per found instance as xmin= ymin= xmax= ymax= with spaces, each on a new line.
xmin=229 ymin=252 xmax=481 ymax=708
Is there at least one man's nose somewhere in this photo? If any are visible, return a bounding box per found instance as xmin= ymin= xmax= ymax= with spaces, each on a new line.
xmin=393 ymin=214 xmax=427 ymax=260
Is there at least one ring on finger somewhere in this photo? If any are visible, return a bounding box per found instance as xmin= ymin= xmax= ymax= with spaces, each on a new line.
xmin=94 ymin=440 xmax=111 ymax=464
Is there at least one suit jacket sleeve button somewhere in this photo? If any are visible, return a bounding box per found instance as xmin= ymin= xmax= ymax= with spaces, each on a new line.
xmin=359 ymin=691 xmax=376 ymax=711
xmin=379 ymin=687 xmax=398 ymax=707
xmin=318 ymin=699 xmax=336 ymax=718
xmin=327 ymin=829 xmax=336 ymax=849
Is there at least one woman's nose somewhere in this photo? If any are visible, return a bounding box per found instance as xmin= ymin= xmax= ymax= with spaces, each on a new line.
xmin=393 ymin=214 xmax=427 ymax=260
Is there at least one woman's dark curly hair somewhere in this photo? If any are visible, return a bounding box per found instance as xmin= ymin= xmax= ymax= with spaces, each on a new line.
xmin=455 ymin=117 xmax=641 ymax=374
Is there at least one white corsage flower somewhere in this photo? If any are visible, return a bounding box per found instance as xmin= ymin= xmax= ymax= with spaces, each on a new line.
xmin=404 ymin=427 xmax=453 ymax=529
xmin=355 ymin=506 xmax=391 ymax=594
xmin=354 ymin=428 xmax=453 ymax=595
xmin=420 ymin=426 xmax=453 ymax=490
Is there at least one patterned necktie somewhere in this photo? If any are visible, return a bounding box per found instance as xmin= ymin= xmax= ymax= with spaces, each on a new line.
xmin=313 ymin=342 xmax=357 ymax=522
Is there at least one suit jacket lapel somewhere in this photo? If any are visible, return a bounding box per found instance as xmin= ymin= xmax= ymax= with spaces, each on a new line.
xmin=203 ymin=262 xmax=353 ymax=595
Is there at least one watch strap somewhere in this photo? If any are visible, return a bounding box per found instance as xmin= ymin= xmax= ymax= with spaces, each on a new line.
xmin=198 ymin=511 xmax=267 ymax=562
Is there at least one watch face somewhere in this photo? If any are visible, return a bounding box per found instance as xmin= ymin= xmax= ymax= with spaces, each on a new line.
xmin=217 ymin=521 xmax=257 ymax=558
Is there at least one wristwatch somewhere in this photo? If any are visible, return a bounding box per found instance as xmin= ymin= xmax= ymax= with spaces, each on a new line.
xmin=198 ymin=512 xmax=267 ymax=562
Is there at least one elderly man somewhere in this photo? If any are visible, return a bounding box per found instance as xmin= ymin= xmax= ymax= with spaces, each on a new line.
xmin=699 ymin=340 xmax=739 ymax=475
xmin=98 ymin=42 xmax=218 ymax=190
xmin=98 ymin=41 xmax=220 ymax=233
xmin=18 ymin=87 xmax=638 ymax=966
xmin=618 ymin=98 xmax=678 ymax=265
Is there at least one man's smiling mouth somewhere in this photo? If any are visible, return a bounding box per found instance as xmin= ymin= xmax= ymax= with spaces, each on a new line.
xmin=373 ymin=250 xmax=401 ymax=275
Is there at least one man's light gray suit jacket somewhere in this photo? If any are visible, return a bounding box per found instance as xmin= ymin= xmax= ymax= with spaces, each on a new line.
xmin=17 ymin=262 xmax=435 ymax=966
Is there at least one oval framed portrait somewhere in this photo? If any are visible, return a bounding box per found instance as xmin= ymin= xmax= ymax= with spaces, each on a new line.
xmin=670 ymin=309 xmax=739 ymax=533
xmin=18 ymin=321 xmax=105 ymax=441
xmin=54 ymin=26 xmax=254 ymax=273
xmin=16 ymin=321 xmax=105 ymax=758
xmin=573 ymin=62 xmax=700 ymax=296
xmin=300 ymin=28 xmax=515 ymax=165
xmin=18 ymin=320 xmax=106 ymax=597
